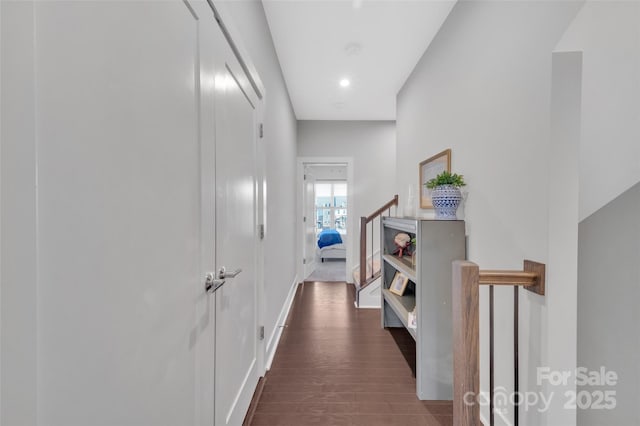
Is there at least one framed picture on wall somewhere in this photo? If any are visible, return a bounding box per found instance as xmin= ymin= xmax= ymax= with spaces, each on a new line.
xmin=419 ymin=149 xmax=451 ymax=209
xmin=389 ymin=271 xmax=409 ymax=296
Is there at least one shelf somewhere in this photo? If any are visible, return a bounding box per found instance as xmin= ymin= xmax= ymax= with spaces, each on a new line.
xmin=382 ymin=254 xmax=417 ymax=282
xmin=382 ymin=289 xmax=417 ymax=340
xmin=381 ymin=218 xmax=466 ymax=400
xmin=382 ymin=217 xmax=417 ymax=233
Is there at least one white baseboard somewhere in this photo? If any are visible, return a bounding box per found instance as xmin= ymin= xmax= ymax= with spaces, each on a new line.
xmin=264 ymin=276 xmax=299 ymax=370
xmin=225 ymin=359 xmax=258 ymax=425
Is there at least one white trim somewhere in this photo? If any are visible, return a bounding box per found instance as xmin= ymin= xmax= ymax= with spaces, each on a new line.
xmin=224 ymin=358 xmax=257 ymax=425
xmin=264 ymin=276 xmax=299 ymax=370
xmin=296 ymin=157 xmax=355 ymax=283
xmin=207 ymin=1 xmax=265 ymax=99
xmin=253 ymin=89 xmax=266 ymax=378
xmin=354 ymin=279 xmax=382 ymax=309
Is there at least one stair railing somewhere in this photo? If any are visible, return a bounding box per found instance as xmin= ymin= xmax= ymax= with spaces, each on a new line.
xmin=359 ymin=195 xmax=398 ymax=288
xmin=452 ymin=260 xmax=546 ymax=426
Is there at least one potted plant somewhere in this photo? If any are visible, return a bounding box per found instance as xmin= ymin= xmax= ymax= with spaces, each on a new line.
xmin=425 ymin=171 xmax=466 ymax=220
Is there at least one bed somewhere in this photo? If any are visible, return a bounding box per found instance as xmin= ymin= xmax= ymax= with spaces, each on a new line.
xmin=317 ymin=229 xmax=347 ymax=262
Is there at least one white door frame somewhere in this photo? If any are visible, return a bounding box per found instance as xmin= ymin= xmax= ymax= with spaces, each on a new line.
xmin=254 ymin=101 xmax=266 ymax=378
xmin=296 ymin=157 xmax=354 ymax=283
xmin=301 ymin=169 xmax=316 ymax=278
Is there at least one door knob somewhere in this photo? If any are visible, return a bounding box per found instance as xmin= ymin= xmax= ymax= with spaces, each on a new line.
xmin=217 ymin=267 xmax=242 ymax=279
xmin=205 ymin=272 xmax=225 ymax=293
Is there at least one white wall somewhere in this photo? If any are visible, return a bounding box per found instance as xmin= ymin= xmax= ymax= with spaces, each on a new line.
xmin=297 ymin=120 xmax=397 ymax=278
xmin=555 ymin=1 xmax=640 ymax=221
xmin=1 ymin=2 xmax=38 ymax=424
xmin=555 ymin=2 xmax=640 ymax=424
xmin=396 ymin=2 xmax=583 ymax=425
xmin=215 ymin=0 xmax=299 ymax=364
xmin=546 ymin=50 xmax=582 ymax=426
xmin=577 ymin=183 xmax=639 ymax=426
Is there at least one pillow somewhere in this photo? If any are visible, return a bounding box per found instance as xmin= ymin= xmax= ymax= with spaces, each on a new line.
xmin=317 ymin=229 xmax=343 ymax=248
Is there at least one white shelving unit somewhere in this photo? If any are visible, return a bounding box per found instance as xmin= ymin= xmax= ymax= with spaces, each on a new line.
xmin=380 ymin=217 xmax=466 ymax=400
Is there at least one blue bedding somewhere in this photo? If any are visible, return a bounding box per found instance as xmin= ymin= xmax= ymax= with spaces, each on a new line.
xmin=317 ymin=229 xmax=343 ymax=248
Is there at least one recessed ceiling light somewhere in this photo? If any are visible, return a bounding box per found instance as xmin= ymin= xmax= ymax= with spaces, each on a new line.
xmin=339 ymin=79 xmax=350 ymax=88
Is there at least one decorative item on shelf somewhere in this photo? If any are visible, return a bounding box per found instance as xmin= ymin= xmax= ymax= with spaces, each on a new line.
xmin=410 ymin=237 xmax=417 ymax=267
xmin=389 ymin=271 xmax=409 ymax=296
xmin=425 ymin=171 xmax=466 ymax=220
xmin=408 ymin=306 xmax=417 ymax=329
xmin=393 ymin=232 xmax=412 ymax=258
xmin=419 ymin=149 xmax=451 ymax=209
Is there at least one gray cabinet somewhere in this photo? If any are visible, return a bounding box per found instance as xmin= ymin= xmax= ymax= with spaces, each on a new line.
xmin=381 ymin=217 xmax=466 ymax=400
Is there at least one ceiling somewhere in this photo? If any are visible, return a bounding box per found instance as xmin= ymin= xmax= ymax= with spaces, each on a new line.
xmin=262 ymin=0 xmax=457 ymax=121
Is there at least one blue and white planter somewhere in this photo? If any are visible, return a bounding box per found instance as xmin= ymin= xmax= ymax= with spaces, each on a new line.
xmin=431 ymin=185 xmax=462 ymax=220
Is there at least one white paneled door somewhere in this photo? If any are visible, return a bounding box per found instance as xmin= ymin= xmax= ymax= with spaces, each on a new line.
xmin=212 ymin=30 xmax=261 ymax=426
xmin=31 ymin=0 xmax=215 ymax=424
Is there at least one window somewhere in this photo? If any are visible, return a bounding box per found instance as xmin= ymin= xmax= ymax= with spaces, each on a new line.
xmin=315 ymin=182 xmax=347 ymax=234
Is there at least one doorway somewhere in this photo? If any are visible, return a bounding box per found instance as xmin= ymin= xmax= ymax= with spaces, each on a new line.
xmin=308 ymin=178 xmax=347 ymax=281
xmin=297 ymin=158 xmax=354 ymax=283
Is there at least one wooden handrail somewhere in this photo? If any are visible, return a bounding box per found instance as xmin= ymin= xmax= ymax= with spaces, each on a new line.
xmin=452 ymin=260 xmax=545 ymax=426
xmin=480 ymin=260 xmax=545 ymax=295
xmin=479 ymin=271 xmax=537 ymax=286
xmin=359 ymin=195 xmax=399 ymax=288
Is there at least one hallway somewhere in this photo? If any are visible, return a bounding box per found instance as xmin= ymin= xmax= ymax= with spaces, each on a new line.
xmin=304 ymin=259 xmax=347 ymax=282
xmin=246 ymin=282 xmax=452 ymax=426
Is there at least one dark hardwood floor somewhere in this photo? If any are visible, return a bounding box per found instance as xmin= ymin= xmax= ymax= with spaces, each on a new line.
xmin=245 ymin=281 xmax=453 ymax=426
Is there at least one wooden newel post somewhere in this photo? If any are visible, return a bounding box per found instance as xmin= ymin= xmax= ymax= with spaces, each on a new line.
xmin=452 ymin=260 xmax=481 ymax=426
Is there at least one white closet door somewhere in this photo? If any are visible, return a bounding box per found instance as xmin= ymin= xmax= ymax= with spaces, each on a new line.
xmin=212 ymin=28 xmax=261 ymax=425
xmin=34 ymin=1 xmax=209 ymax=424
